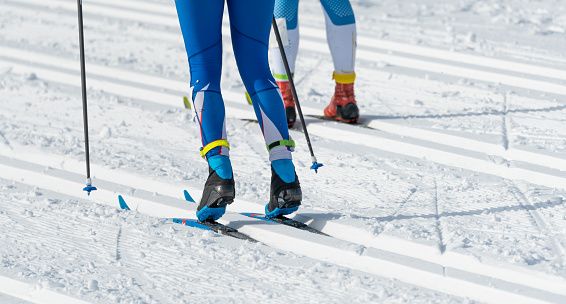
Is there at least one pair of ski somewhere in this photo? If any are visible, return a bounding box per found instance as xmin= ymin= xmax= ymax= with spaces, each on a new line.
xmin=118 ymin=190 xmax=328 ymax=243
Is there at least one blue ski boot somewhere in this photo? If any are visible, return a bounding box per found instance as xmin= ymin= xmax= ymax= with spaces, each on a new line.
xmin=196 ymin=155 xmax=235 ymax=222
xmin=265 ymin=159 xmax=302 ymax=218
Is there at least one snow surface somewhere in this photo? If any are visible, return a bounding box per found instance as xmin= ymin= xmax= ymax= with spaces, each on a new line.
xmin=1 ymin=0 xmax=566 ymax=303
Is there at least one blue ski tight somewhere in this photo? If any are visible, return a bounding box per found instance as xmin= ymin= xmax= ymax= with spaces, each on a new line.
xmin=176 ymin=0 xmax=292 ymax=162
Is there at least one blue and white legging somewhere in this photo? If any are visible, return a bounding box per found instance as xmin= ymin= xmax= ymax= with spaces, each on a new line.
xmin=176 ymin=0 xmax=292 ymax=162
xmin=270 ymin=0 xmax=357 ymax=84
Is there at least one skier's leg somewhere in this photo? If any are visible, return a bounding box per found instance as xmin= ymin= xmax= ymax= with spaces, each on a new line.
xmin=319 ymin=0 xmax=356 ymax=80
xmin=319 ymin=0 xmax=359 ymax=122
xmin=269 ymin=0 xmax=301 ymax=127
xmin=227 ymin=0 xmax=291 ymax=164
xmin=176 ymin=0 xmax=234 ymax=221
xmin=270 ymin=0 xmax=300 ymax=81
xmin=227 ymin=0 xmax=302 ymax=217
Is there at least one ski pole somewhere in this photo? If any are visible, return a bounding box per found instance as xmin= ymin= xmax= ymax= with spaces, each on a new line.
xmin=77 ymin=0 xmax=96 ymax=195
xmin=271 ymin=16 xmax=323 ymax=173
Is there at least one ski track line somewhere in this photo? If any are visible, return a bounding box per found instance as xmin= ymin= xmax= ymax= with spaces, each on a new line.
xmin=0 ymin=136 xmax=564 ymax=299
xmin=307 ymin=122 xmax=566 ymax=190
xmin=19 ymin=0 xmax=566 ymax=82
xmin=2 ymin=33 xmax=565 ymax=170
xmin=6 ymin=42 xmax=566 ymax=270
xmin=432 ymin=177 xmax=447 ymax=256
xmin=363 ymin=119 xmax=566 ymax=175
xmin=2 ymin=184 xmax=302 ymax=303
xmin=6 ymin=3 xmax=566 ymax=169
xmin=1 ymin=153 xmax=566 ymax=303
xmin=1 ymin=48 xmax=566 ymax=190
xmin=0 ymin=275 xmax=93 ymax=304
xmin=508 ymin=183 xmax=566 ymax=266
xmin=502 ymin=92 xmax=511 ymax=151
xmin=10 ymin=0 xmax=566 ymax=96
xmin=3 ymin=0 xmax=566 ymax=294
xmin=115 ymin=228 xmax=310 ymax=302
xmin=138 ymin=230 xmax=340 ymax=302
xmin=115 ymin=226 xmax=123 ymax=261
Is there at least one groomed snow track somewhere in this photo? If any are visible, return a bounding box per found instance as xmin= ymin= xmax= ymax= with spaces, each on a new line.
xmin=1 ymin=147 xmax=566 ymax=304
xmin=2 ymin=0 xmax=566 ymax=303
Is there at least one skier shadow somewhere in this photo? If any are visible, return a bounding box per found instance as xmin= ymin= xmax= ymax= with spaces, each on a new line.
xmin=369 ymin=198 xmax=564 ymax=223
xmin=360 ymin=104 xmax=566 ymax=121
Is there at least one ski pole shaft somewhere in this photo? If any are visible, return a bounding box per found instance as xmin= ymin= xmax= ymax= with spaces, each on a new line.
xmin=77 ymin=0 xmax=96 ymax=194
xmin=272 ymin=16 xmax=322 ymax=172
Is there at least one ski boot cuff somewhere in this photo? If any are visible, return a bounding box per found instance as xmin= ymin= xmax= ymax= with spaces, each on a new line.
xmin=208 ymin=155 xmax=233 ymax=180
xmin=271 ymin=159 xmax=296 ymax=183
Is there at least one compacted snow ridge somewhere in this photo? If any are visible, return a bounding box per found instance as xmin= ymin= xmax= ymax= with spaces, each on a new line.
xmin=1 ymin=0 xmax=566 ymax=303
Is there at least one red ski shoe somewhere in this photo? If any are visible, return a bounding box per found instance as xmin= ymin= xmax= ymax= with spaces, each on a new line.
xmin=324 ymin=82 xmax=359 ymax=123
xmin=276 ymin=80 xmax=297 ymax=128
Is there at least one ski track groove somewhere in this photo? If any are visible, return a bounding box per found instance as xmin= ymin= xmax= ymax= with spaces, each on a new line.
xmin=7 ymin=0 xmax=566 ymax=99
xmin=231 ymin=120 xmax=420 ymax=214
xmin=115 ymin=226 xmax=340 ymax=302
xmin=302 ymin=148 xmax=418 ymax=213
xmin=2 ymin=145 xmax=566 ymax=302
xmin=4 ymin=1 xmax=566 ymax=163
xmin=432 ymin=177 xmax=446 ymax=256
xmin=2 ymin=67 xmax=564 ymax=290
xmin=116 ymin=229 xmax=228 ymax=297
xmin=117 ymin=221 xmax=339 ymax=301
xmin=1 ymin=0 xmax=564 ymax=238
xmin=508 ymin=183 xmax=566 ymax=266
xmin=2 ymin=2 xmax=566 ymax=302
xmin=26 ymin=0 xmax=566 ymax=82
xmin=0 ymin=183 xmax=336 ymax=302
xmin=18 ymin=217 xmax=118 ymax=263
xmin=502 ymin=92 xmax=510 ymax=151
xmin=2 ymin=22 xmax=564 ymax=192
xmin=115 ymin=226 xmax=123 ymax=261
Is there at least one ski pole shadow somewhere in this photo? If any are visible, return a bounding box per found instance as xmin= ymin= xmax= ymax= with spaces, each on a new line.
xmin=360 ymin=104 xmax=566 ymax=122
xmin=368 ymin=197 xmax=565 ymax=223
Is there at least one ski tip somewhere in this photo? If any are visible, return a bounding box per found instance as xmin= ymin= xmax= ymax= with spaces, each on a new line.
xmin=183 ymin=190 xmax=196 ymax=203
xmin=183 ymin=96 xmax=191 ymax=109
xmin=118 ymin=195 xmax=130 ymax=210
xmin=83 ymin=185 xmax=97 ymax=196
xmin=310 ymin=162 xmax=323 ymax=173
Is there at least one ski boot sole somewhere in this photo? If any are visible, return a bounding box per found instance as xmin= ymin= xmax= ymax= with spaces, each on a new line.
xmin=197 ymin=184 xmax=235 ymax=222
xmin=266 ymin=187 xmax=302 ymax=218
xmin=325 ymin=103 xmax=359 ymax=123
xmin=196 ymin=205 xmax=227 ymax=222
xmin=265 ymin=205 xmax=299 ymax=218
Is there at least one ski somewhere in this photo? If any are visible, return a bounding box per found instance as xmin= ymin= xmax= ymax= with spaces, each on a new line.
xmin=241 ymin=213 xmax=329 ymax=236
xmin=118 ymin=195 xmax=257 ymax=243
xmin=305 ymin=114 xmax=362 ymax=125
xmin=181 ymin=191 xmax=258 ymax=242
xmin=182 ymin=190 xmax=329 ymax=237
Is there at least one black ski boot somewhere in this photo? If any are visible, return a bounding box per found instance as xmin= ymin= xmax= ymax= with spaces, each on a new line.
xmin=196 ymin=165 xmax=235 ymax=222
xmin=265 ymin=165 xmax=302 ymax=218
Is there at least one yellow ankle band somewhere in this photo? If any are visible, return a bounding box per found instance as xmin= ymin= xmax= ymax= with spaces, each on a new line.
xmin=200 ymin=140 xmax=230 ymax=159
xmin=333 ymin=72 xmax=356 ymax=84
